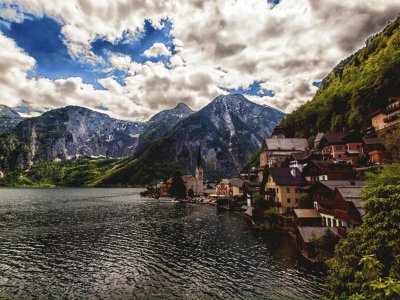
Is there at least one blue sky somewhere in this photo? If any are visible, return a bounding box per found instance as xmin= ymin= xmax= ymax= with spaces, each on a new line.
xmin=0 ymin=14 xmax=176 ymax=89
xmin=0 ymin=11 xmax=275 ymax=98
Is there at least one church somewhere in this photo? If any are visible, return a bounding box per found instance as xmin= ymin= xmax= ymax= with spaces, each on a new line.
xmin=182 ymin=147 xmax=204 ymax=196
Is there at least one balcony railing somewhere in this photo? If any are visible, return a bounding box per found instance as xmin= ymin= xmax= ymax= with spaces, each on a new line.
xmin=383 ymin=113 xmax=399 ymax=123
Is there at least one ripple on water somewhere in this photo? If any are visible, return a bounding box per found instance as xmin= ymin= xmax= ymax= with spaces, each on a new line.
xmin=0 ymin=188 xmax=326 ymax=299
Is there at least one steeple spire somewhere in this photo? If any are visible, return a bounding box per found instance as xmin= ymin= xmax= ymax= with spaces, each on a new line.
xmin=196 ymin=146 xmax=202 ymax=167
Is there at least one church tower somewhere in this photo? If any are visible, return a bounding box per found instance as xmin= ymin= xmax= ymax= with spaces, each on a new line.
xmin=195 ymin=146 xmax=204 ymax=196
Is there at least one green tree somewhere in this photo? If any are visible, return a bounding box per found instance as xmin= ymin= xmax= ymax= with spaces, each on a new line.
xmin=326 ymin=164 xmax=400 ymax=299
xmin=252 ymin=191 xmax=267 ymax=208
xmin=382 ymin=127 xmax=400 ymax=161
xmin=310 ymin=229 xmax=340 ymax=262
xmin=167 ymin=171 xmax=187 ymax=199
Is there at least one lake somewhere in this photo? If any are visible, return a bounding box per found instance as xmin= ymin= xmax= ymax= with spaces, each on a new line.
xmin=0 ymin=188 xmax=326 ymax=299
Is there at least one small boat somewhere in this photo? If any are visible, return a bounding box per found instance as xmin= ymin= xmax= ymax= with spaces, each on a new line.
xmin=158 ymin=197 xmax=180 ymax=203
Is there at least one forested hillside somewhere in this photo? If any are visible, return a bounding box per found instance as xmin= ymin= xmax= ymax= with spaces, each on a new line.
xmin=281 ymin=17 xmax=400 ymax=141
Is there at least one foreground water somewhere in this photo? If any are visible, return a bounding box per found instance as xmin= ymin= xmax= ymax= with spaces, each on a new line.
xmin=0 ymin=188 xmax=326 ymax=299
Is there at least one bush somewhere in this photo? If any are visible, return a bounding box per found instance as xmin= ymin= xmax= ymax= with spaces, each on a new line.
xmin=326 ymin=164 xmax=400 ymax=299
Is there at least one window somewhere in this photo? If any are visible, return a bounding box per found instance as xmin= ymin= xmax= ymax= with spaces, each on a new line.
xmin=336 ymin=146 xmax=342 ymax=150
xmin=287 ymin=198 xmax=291 ymax=203
xmin=286 ymin=187 xmax=290 ymax=193
xmin=338 ymin=154 xmax=342 ymax=159
xmin=327 ymin=218 xmax=331 ymax=227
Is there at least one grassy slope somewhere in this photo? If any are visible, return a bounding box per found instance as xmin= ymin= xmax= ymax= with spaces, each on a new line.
xmin=280 ymin=17 xmax=400 ymax=139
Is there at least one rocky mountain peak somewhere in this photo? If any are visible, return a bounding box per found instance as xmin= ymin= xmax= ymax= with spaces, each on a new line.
xmin=0 ymin=104 xmax=23 ymax=133
xmin=173 ymin=102 xmax=193 ymax=114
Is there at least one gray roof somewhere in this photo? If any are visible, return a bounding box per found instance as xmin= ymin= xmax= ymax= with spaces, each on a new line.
xmin=337 ymin=186 xmax=362 ymax=199
xmin=265 ymin=138 xmax=309 ymax=152
xmin=297 ymin=226 xmax=339 ymax=243
xmin=230 ymin=178 xmax=245 ymax=187
xmin=319 ymin=180 xmax=364 ymax=191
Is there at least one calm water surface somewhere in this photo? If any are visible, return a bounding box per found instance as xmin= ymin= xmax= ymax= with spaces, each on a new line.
xmin=0 ymin=188 xmax=326 ymax=299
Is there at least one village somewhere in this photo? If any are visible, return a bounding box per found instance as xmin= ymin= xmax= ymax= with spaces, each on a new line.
xmin=150 ymin=96 xmax=399 ymax=264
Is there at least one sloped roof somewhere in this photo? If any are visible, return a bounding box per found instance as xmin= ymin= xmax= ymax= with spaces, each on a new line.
xmin=337 ymin=186 xmax=362 ymax=199
xmin=268 ymin=167 xmax=307 ymax=186
xmin=336 ymin=186 xmax=365 ymax=216
xmin=230 ymin=178 xmax=245 ymax=187
xmin=364 ymin=137 xmax=384 ymax=145
xmin=294 ymin=209 xmax=320 ymax=218
xmin=244 ymin=181 xmax=260 ymax=192
xmin=317 ymin=180 xmax=364 ymax=191
xmin=265 ymin=138 xmax=309 ymax=151
xmin=297 ymin=226 xmax=339 ymax=243
xmin=321 ymin=131 xmax=363 ymax=145
xmin=306 ymin=160 xmax=354 ymax=172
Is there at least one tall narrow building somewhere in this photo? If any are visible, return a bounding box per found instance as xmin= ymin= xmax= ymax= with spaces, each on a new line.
xmin=195 ymin=146 xmax=204 ymax=196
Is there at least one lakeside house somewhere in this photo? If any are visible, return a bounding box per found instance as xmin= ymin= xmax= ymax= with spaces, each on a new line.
xmin=230 ymin=178 xmax=245 ymax=199
xmin=216 ymin=179 xmax=230 ymax=196
xmin=203 ymin=181 xmax=218 ymax=195
xmin=294 ymin=209 xmax=321 ymax=227
xmin=317 ymin=185 xmax=364 ymax=231
xmin=264 ymin=167 xmax=307 ymax=214
xmin=296 ymin=226 xmax=339 ymax=261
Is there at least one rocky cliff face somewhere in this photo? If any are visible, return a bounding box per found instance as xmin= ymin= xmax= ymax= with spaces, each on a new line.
xmin=135 ymin=103 xmax=193 ymax=155
xmin=0 ymin=105 xmax=22 ymax=133
xmin=12 ymin=106 xmax=144 ymax=165
xmin=153 ymin=94 xmax=286 ymax=176
xmin=97 ymin=94 xmax=286 ymax=186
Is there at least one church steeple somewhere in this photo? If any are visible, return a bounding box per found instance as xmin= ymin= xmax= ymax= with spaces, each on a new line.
xmin=196 ymin=146 xmax=202 ymax=167
xmin=195 ymin=146 xmax=203 ymax=196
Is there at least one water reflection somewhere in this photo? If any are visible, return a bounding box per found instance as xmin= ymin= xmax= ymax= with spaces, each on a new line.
xmin=0 ymin=188 xmax=326 ymax=299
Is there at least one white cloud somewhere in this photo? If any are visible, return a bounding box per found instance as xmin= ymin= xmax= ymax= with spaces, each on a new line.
xmin=143 ymin=43 xmax=172 ymax=57
xmin=0 ymin=0 xmax=399 ymax=120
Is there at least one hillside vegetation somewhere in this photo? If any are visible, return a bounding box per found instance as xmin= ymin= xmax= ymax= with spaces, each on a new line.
xmin=281 ymin=17 xmax=400 ymax=139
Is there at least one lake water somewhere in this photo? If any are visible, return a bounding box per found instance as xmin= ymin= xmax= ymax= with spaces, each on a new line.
xmin=0 ymin=188 xmax=326 ymax=299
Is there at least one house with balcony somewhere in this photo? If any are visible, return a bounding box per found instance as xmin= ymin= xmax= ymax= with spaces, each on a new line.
xmin=370 ymin=96 xmax=400 ymax=132
xmin=301 ymin=160 xmax=356 ymax=183
xmin=316 ymin=131 xmax=363 ymax=164
xmin=317 ymin=186 xmax=364 ymax=231
xmin=305 ymin=180 xmax=364 ymax=210
xmin=264 ymin=167 xmax=307 ymax=214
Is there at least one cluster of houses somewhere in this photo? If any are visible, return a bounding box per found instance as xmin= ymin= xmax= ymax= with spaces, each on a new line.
xmin=156 ymin=96 xmax=399 ymax=262
xmin=250 ymin=96 xmax=400 ymax=262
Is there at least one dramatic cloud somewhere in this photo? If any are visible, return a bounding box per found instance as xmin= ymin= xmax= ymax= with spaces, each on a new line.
xmin=143 ymin=43 xmax=172 ymax=58
xmin=0 ymin=0 xmax=399 ymax=120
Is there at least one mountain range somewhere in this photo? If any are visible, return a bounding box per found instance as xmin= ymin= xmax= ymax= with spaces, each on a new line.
xmin=0 ymin=94 xmax=285 ymax=184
